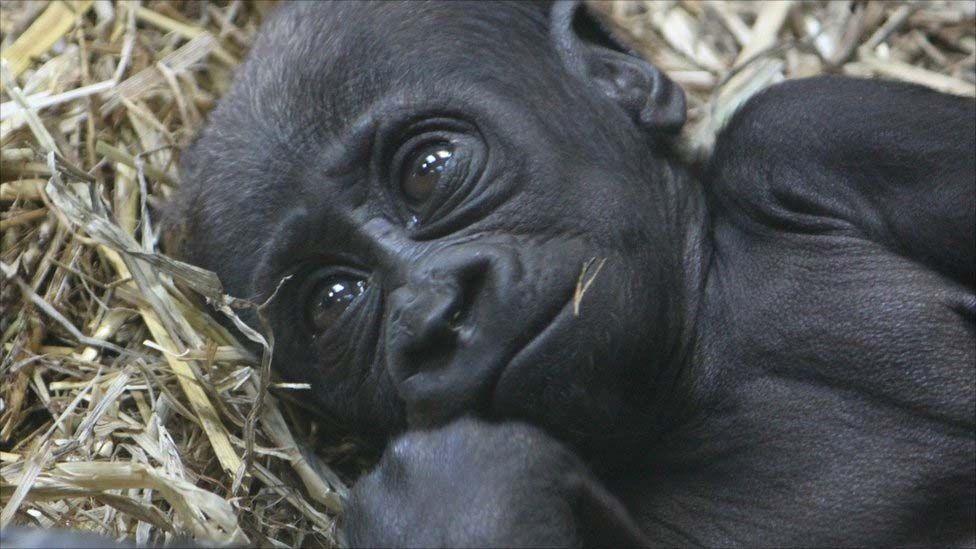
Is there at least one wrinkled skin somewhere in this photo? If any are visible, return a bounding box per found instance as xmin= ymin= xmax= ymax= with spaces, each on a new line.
xmin=167 ymin=1 xmax=976 ymax=546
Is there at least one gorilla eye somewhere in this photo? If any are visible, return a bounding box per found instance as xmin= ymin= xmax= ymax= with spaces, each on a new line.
xmin=305 ymin=272 xmax=368 ymax=333
xmin=386 ymin=125 xmax=484 ymax=228
xmin=400 ymin=143 xmax=456 ymax=208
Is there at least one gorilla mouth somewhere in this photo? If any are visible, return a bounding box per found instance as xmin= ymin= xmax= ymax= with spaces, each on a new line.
xmin=488 ymin=294 xmax=577 ymax=413
xmin=397 ymin=290 xmax=576 ymax=428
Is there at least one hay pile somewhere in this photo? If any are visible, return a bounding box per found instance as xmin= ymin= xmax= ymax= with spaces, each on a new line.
xmin=0 ymin=1 xmax=973 ymax=547
xmin=1 ymin=2 xmax=347 ymax=547
xmin=591 ymin=0 xmax=975 ymax=153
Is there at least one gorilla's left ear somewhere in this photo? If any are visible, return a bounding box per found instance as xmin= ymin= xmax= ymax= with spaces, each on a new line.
xmin=551 ymin=0 xmax=686 ymax=134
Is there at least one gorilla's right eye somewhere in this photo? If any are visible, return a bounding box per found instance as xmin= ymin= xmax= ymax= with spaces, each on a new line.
xmin=305 ymin=272 xmax=368 ymax=333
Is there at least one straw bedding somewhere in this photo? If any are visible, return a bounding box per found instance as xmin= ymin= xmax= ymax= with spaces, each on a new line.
xmin=1 ymin=1 xmax=973 ymax=546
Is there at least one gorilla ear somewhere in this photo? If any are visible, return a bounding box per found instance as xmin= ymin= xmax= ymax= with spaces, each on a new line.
xmin=551 ymin=0 xmax=686 ymax=134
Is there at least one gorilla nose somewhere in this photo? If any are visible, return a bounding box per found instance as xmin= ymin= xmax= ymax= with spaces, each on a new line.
xmin=388 ymin=281 xmax=463 ymax=355
xmin=385 ymin=245 xmax=522 ymax=427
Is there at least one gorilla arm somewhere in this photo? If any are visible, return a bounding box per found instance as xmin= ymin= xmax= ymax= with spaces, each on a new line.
xmin=708 ymin=75 xmax=975 ymax=287
xmin=345 ymin=418 xmax=657 ymax=548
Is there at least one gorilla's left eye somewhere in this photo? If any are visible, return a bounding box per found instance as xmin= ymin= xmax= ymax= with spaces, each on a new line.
xmin=401 ymin=143 xmax=455 ymax=207
xmin=389 ymin=129 xmax=481 ymax=226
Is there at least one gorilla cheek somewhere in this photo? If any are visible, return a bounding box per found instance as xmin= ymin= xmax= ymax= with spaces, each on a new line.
xmin=490 ymin=258 xmax=659 ymax=441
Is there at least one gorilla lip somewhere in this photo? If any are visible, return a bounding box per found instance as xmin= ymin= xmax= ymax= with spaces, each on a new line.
xmin=488 ymin=295 xmax=576 ymax=413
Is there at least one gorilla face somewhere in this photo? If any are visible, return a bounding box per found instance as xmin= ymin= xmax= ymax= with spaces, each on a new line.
xmin=176 ymin=1 xmax=690 ymax=448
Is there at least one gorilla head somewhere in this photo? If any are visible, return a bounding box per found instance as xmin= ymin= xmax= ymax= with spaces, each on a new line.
xmin=173 ymin=1 xmax=698 ymax=451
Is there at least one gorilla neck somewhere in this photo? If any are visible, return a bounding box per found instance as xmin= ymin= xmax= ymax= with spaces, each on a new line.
xmin=630 ymin=149 xmax=754 ymax=457
xmin=591 ymin=152 xmax=712 ymax=462
xmin=653 ymin=155 xmax=712 ymax=430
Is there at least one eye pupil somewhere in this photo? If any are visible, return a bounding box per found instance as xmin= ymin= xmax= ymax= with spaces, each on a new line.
xmin=402 ymin=144 xmax=454 ymax=205
xmin=307 ymin=275 xmax=367 ymax=333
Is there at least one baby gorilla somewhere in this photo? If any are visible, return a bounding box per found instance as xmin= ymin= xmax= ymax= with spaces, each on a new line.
xmin=171 ymin=1 xmax=975 ymax=546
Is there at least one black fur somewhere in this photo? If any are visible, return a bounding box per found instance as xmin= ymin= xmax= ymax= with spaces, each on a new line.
xmin=166 ymin=1 xmax=975 ymax=546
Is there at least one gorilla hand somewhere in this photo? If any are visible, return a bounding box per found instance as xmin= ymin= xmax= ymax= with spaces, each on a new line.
xmin=344 ymin=418 xmax=649 ymax=548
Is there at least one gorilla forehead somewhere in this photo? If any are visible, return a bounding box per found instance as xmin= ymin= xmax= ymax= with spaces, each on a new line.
xmin=178 ymin=0 xmax=637 ymax=299
xmin=235 ymin=1 xmax=562 ymax=139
